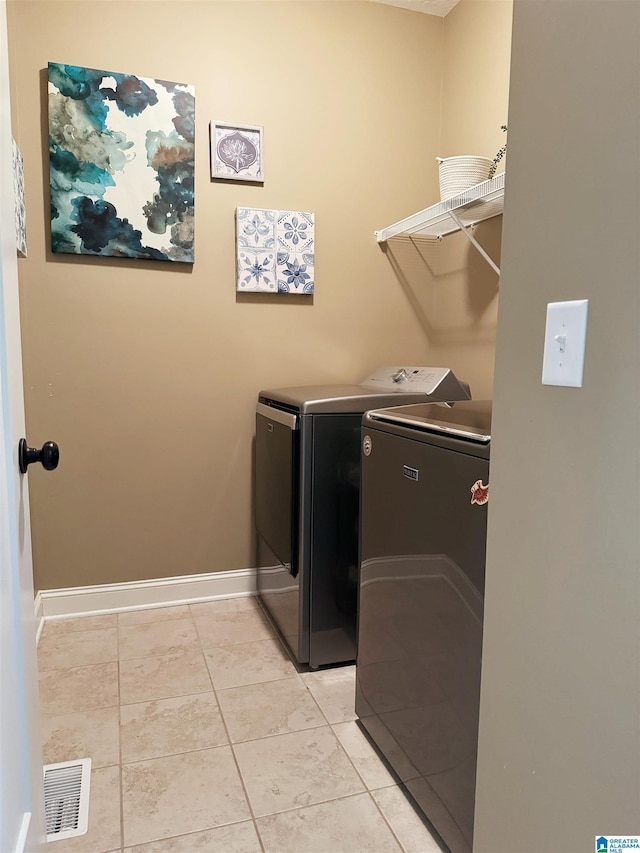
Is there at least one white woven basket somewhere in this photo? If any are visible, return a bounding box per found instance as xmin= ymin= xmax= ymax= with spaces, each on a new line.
xmin=436 ymin=156 xmax=493 ymax=200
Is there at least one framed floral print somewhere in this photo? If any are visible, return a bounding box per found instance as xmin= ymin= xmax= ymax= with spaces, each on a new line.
xmin=211 ymin=121 xmax=264 ymax=183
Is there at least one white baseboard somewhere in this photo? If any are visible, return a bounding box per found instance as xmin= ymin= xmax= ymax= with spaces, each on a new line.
xmin=39 ymin=567 xmax=258 ymax=621
xmin=34 ymin=591 xmax=44 ymax=644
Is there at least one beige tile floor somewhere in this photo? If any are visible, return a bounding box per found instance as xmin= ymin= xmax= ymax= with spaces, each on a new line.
xmin=38 ymin=596 xmax=442 ymax=853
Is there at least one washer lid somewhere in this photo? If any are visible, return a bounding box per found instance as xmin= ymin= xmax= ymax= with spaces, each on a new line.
xmin=258 ymin=366 xmax=471 ymax=414
xmin=365 ymin=400 xmax=492 ymax=443
xmin=258 ymin=385 xmax=437 ymax=414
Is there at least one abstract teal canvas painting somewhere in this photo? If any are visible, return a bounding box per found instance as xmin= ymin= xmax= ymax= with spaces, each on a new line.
xmin=48 ymin=63 xmax=195 ymax=263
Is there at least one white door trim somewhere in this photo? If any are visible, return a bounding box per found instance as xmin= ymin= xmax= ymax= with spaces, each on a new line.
xmin=0 ymin=1 xmax=46 ymax=849
xmin=13 ymin=813 xmax=30 ymax=853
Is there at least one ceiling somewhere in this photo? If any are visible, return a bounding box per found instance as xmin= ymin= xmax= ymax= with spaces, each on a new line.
xmin=369 ymin=0 xmax=461 ymax=17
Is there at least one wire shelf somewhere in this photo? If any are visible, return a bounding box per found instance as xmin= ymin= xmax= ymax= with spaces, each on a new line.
xmin=375 ymin=172 xmax=505 ymax=243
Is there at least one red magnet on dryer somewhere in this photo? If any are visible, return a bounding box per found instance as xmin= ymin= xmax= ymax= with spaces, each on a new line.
xmin=470 ymin=480 xmax=489 ymax=506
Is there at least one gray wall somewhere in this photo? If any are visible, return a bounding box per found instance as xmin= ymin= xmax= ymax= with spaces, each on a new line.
xmin=474 ymin=1 xmax=640 ymax=851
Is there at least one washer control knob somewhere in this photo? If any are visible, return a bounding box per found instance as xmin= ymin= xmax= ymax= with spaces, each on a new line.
xmin=392 ymin=369 xmax=408 ymax=383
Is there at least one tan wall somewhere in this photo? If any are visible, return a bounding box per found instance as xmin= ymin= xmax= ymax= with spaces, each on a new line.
xmin=433 ymin=0 xmax=512 ymax=398
xmin=389 ymin=0 xmax=512 ymax=402
xmin=10 ymin=0 xmax=449 ymax=590
xmin=474 ymin=1 xmax=640 ymax=850
xmin=10 ymin=0 xmax=512 ymax=592
xmin=441 ymin=0 xmax=512 ymax=161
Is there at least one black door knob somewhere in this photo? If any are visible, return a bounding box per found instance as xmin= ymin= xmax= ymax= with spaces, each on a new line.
xmin=18 ymin=439 xmax=60 ymax=474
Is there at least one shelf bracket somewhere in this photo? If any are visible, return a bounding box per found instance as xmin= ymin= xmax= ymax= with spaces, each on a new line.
xmin=446 ymin=210 xmax=500 ymax=276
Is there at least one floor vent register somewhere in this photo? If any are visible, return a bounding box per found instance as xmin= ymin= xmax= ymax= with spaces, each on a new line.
xmin=43 ymin=758 xmax=91 ymax=842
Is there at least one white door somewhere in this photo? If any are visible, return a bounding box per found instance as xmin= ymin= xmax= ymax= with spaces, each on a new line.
xmin=0 ymin=1 xmax=46 ymax=850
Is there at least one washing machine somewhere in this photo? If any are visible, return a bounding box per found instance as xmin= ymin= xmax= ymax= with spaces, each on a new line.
xmin=255 ymin=366 xmax=471 ymax=669
xmin=356 ymin=400 xmax=492 ymax=853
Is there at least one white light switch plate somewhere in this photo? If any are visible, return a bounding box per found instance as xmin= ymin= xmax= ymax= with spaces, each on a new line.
xmin=542 ymin=299 xmax=589 ymax=387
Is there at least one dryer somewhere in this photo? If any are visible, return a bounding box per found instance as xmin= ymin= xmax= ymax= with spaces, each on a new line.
xmin=356 ymin=400 xmax=492 ymax=853
xmin=255 ymin=366 xmax=471 ymax=668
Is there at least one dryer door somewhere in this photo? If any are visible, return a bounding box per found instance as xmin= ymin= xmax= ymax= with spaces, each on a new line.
xmin=255 ymin=403 xmax=299 ymax=577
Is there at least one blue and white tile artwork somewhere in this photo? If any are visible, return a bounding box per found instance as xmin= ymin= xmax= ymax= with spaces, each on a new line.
xmin=237 ymin=207 xmax=275 ymax=249
xmin=236 ymin=208 xmax=314 ymax=294
xmin=276 ymin=210 xmax=314 ymax=254
xmin=276 ymin=252 xmax=314 ymax=294
xmin=48 ymin=62 xmax=195 ymax=263
xmin=237 ymin=249 xmax=276 ymax=292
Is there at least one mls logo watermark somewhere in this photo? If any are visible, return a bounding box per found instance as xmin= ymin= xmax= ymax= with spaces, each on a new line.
xmin=596 ymin=837 xmax=640 ymax=852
